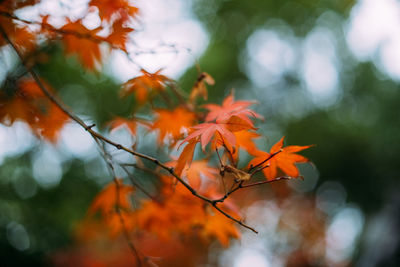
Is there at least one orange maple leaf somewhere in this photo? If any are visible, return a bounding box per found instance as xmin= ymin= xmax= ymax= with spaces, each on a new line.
xmin=151 ymin=107 xmax=196 ymax=146
xmin=248 ymin=137 xmax=313 ymax=180
xmin=134 ymin=180 xmax=205 ymax=239
xmin=104 ymin=19 xmax=134 ymax=52
xmin=215 ymin=130 xmax=261 ymax=163
xmin=120 ymin=69 xmax=172 ymax=104
xmin=234 ymin=130 xmax=260 ymax=155
xmin=88 ymin=179 xmax=134 ymax=217
xmin=0 ymin=17 xmax=36 ymax=53
xmin=168 ymin=158 xmax=217 ymax=190
xmin=89 ymin=0 xmax=138 ymax=22
xmin=201 ymin=210 xmax=240 ymax=247
xmin=185 ymin=160 xmax=218 ymax=190
xmin=133 ymin=180 xmax=239 ymax=245
xmin=175 ymin=139 xmax=197 ymax=176
xmin=61 ymin=20 xmax=102 ymax=70
xmin=0 ymin=78 xmax=68 ymax=142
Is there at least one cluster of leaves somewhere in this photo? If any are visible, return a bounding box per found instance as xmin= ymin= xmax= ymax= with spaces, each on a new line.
xmin=0 ymin=0 xmax=314 ymax=266
xmin=0 ymin=0 xmax=138 ymax=139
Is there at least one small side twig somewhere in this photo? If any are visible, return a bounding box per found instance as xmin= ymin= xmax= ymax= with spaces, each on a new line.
xmin=248 ymin=150 xmax=282 ymax=173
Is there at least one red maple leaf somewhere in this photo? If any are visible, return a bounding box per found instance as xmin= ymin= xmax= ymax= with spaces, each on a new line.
xmin=181 ymin=122 xmax=236 ymax=151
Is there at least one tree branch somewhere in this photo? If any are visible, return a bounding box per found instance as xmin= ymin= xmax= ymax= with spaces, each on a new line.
xmin=0 ymin=24 xmax=259 ymax=233
xmin=241 ymin=176 xmax=292 ymax=188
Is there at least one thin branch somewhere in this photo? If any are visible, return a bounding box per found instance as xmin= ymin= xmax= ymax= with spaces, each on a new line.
xmin=120 ymin=162 xmax=162 ymax=178
xmin=213 ymin=176 xmax=292 ymax=203
xmin=169 ymin=84 xmax=188 ymax=106
xmin=250 ymin=163 xmax=270 ymax=178
xmin=241 ymin=176 xmax=292 ymax=188
xmin=212 ymin=203 xmax=258 ymax=234
xmin=217 ymin=131 xmax=235 ymax=166
xmin=215 ymin=148 xmax=223 ymax=167
xmin=248 ymin=150 xmax=282 ymax=173
xmin=94 ymin=139 xmax=142 ymax=266
xmin=119 ymin=164 xmax=158 ymax=201
xmin=0 ymin=11 xmax=144 ymax=70
xmin=215 ymin=148 xmax=227 ymax=194
xmin=212 ymin=182 xmax=242 ymax=204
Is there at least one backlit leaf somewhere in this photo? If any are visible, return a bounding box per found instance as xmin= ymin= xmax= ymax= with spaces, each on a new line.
xmin=248 ymin=137 xmax=313 ymax=180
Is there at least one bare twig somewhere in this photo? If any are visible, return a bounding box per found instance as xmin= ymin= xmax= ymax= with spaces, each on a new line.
xmin=120 ymin=162 xmax=162 ymax=178
xmin=212 ymin=203 xmax=258 ymax=234
xmin=241 ymin=176 xmax=292 ymax=188
xmin=213 ymin=176 xmax=292 ymax=203
xmin=217 ymin=132 xmax=236 ymax=166
xmin=215 ymin=148 xmax=223 ymax=167
xmin=119 ymin=164 xmax=158 ymax=201
xmin=248 ymin=150 xmax=282 ymax=173
xmin=94 ymin=139 xmax=142 ymax=266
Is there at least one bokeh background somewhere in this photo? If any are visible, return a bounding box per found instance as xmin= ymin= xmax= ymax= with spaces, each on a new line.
xmin=1 ymin=0 xmax=400 ymax=266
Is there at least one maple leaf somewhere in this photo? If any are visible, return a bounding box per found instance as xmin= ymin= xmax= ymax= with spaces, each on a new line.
xmin=214 ymin=130 xmax=261 ymax=163
xmin=181 ymin=122 xmax=236 ymax=151
xmin=234 ymin=130 xmax=261 ymax=155
xmin=168 ymin=158 xmax=218 ymax=190
xmin=106 ymin=211 xmax=135 ymax=237
xmin=151 ymin=107 xmax=196 ymax=146
xmin=133 ymin=180 xmax=240 ymax=246
xmin=201 ymin=210 xmax=240 ymax=247
xmin=0 ymin=17 xmax=36 ymax=53
xmin=175 ymin=139 xmax=197 ymax=176
xmin=248 ymin=137 xmax=313 ymax=180
xmin=61 ymin=20 xmax=102 ymax=70
xmin=88 ymin=179 xmax=134 ymax=217
xmin=89 ymin=0 xmax=139 ymax=22
xmin=120 ymin=69 xmax=172 ymax=104
xmin=104 ymin=19 xmax=134 ymax=52
xmin=185 ymin=160 xmax=218 ymax=190
xmin=221 ymin=115 xmax=257 ymax=132
xmin=203 ymin=91 xmax=262 ymax=127
xmin=134 ymin=180 xmax=205 ymax=239
xmin=0 ymin=78 xmax=68 ymax=142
